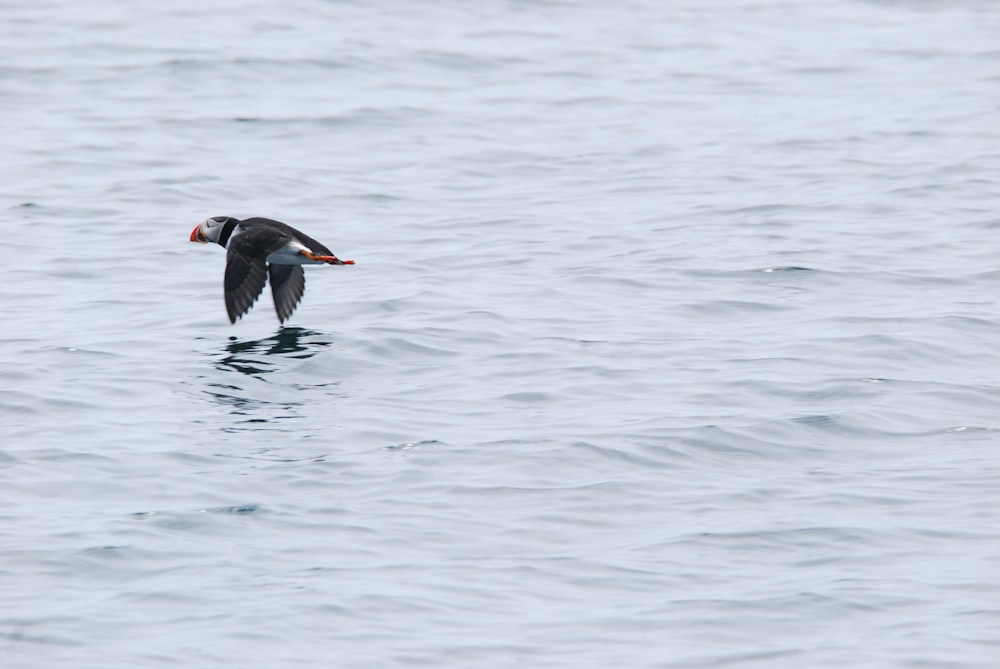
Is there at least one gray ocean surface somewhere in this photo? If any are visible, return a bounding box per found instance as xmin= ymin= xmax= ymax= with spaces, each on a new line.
xmin=2 ymin=1 xmax=999 ymax=667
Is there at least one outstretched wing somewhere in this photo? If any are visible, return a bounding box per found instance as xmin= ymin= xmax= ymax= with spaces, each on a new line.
xmin=268 ymin=264 xmax=305 ymax=323
xmin=224 ymin=227 xmax=290 ymax=323
xmin=224 ymin=249 xmax=267 ymax=324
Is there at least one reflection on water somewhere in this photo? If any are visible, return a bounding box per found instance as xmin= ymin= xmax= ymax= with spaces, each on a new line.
xmin=196 ymin=327 xmax=343 ymax=432
xmin=216 ymin=327 xmax=332 ymax=376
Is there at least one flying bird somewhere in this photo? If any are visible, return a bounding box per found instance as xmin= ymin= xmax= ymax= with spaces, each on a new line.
xmin=190 ymin=216 xmax=354 ymax=323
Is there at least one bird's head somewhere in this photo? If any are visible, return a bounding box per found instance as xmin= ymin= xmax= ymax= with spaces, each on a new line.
xmin=190 ymin=216 xmax=238 ymax=245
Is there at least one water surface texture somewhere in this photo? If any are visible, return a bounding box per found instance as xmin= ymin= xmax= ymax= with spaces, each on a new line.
xmin=2 ymin=1 xmax=999 ymax=667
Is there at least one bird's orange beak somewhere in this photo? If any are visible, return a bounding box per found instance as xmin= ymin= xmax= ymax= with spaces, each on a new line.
xmin=190 ymin=224 xmax=206 ymax=243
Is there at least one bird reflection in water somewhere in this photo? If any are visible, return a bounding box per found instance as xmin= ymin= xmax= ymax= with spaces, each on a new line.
xmin=202 ymin=327 xmax=337 ymax=434
xmin=216 ymin=326 xmax=332 ymax=376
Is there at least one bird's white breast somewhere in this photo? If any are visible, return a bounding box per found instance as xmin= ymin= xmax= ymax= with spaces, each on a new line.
xmin=266 ymin=240 xmax=323 ymax=265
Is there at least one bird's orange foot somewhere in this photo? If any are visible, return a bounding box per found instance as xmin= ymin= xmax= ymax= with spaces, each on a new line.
xmin=300 ymin=250 xmax=355 ymax=265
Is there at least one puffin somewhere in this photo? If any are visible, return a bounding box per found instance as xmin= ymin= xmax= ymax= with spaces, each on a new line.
xmin=189 ymin=216 xmax=354 ymax=324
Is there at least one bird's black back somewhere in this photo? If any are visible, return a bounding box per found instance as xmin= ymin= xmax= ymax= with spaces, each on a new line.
xmin=237 ymin=218 xmax=334 ymax=256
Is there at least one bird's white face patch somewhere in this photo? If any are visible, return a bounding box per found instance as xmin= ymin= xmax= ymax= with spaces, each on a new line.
xmin=201 ymin=217 xmax=227 ymax=243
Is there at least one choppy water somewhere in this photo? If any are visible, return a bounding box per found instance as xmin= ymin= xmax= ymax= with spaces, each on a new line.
xmin=2 ymin=1 xmax=999 ymax=667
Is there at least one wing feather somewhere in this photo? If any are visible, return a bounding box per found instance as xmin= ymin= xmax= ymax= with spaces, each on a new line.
xmin=224 ymin=228 xmax=289 ymax=323
xmin=224 ymin=250 xmax=267 ymax=324
xmin=268 ymin=264 xmax=305 ymax=323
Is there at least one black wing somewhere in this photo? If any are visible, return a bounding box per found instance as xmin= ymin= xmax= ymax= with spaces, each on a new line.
xmin=268 ymin=264 xmax=305 ymax=324
xmin=224 ymin=227 xmax=290 ymax=323
xmin=239 ymin=217 xmax=334 ymax=255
